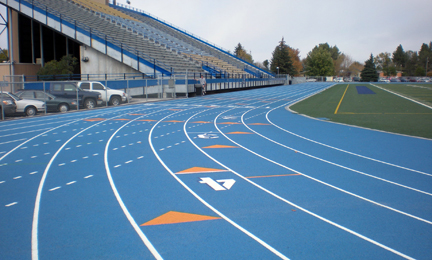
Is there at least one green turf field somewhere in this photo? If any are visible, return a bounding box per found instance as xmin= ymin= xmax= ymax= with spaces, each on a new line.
xmin=290 ymin=83 xmax=432 ymax=139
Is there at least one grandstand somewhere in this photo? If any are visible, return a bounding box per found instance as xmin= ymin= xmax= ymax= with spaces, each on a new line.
xmin=0 ymin=0 xmax=272 ymax=80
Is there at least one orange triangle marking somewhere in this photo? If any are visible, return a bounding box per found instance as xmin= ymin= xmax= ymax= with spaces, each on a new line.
xmin=164 ymin=120 xmax=184 ymax=123
xmin=176 ymin=167 xmax=228 ymax=174
xmin=138 ymin=119 xmax=157 ymax=122
xmin=140 ymin=211 xmax=221 ymax=226
xmin=226 ymin=131 xmax=253 ymax=134
xmin=202 ymin=145 xmax=239 ymax=149
xmin=84 ymin=118 xmax=105 ymax=122
xmin=113 ymin=118 xmax=131 ymax=121
xmin=218 ymin=122 xmax=241 ymax=125
xmin=191 ymin=121 xmax=212 ymax=124
xmin=248 ymin=123 xmax=270 ymax=125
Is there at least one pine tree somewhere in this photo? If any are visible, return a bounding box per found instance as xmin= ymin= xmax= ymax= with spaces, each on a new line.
xmin=270 ymin=37 xmax=296 ymax=75
xmin=360 ymin=54 xmax=379 ymax=82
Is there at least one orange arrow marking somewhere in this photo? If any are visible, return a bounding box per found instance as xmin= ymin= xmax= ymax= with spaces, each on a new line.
xmin=164 ymin=120 xmax=184 ymax=123
xmin=176 ymin=167 xmax=228 ymax=174
xmin=113 ymin=118 xmax=131 ymax=121
xmin=84 ymin=118 xmax=105 ymax=122
xmin=141 ymin=211 xmax=221 ymax=226
xmin=191 ymin=121 xmax=212 ymax=124
xmin=202 ymin=145 xmax=239 ymax=149
xmin=226 ymin=131 xmax=253 ymax=134
xmin=138 ymin=119 xmax=157 ymax=122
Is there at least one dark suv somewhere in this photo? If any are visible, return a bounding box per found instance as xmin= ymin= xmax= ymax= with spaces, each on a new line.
xmin=48 ymin=82 xmax=103 ymax=109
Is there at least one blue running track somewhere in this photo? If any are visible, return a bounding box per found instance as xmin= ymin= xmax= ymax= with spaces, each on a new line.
xmin=1 ymin=82 xmax=431 ymax=259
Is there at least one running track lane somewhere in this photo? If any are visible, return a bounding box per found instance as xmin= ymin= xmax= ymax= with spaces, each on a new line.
xmin=0 ymin=82 xmax=431 ymax=259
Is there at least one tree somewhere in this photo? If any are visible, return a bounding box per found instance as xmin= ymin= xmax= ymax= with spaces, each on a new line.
xmin=37 ymin=55 xmax=78 ymax=78
xmin=304 ymin=44 xmax=334 ymax=76
xmin=270 ymin=37 xmax=296 ymax=75
xmin=360 ymin=54 xmax=378 ymax=82
xmin=375 ymin=52 xmax=397 ymax=76
xmin=403 ymin=51 xmax=418 ymax=76
xmin=287 ymin=47 xmax=302 ymax=76
xmin=263 ymin=60 xmax=269 ymax=70
xmin=392 ymin=44 xmax=406 ymax=70
xmin=418 ymin=42 xmax=432 ymax=75
xmin=0 ymin=49 xmax=8 ymax=62
xmin=234 ymin=43 xmax=253 ymax=64
xmin=348 ymin=61 xmax=364 ymax=77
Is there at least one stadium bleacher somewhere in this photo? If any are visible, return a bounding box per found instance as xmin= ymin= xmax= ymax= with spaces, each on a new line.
xmin=13 ymin=0 xmax=271 ymax=78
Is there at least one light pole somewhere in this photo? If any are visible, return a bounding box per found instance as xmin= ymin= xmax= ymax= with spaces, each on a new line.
xmin=276 ymin=67 xmax=279 ymax=76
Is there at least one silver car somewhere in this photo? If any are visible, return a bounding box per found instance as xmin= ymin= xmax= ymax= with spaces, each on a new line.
xmin=2 ymin=92 xmax=45 ymax=116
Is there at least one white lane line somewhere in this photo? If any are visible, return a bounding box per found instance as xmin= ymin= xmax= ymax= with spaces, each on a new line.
xmin=0 ymin=138 xmax=27 ymax=145
xmin=147 ymin=111 xmax=289 ymax=260
xmin=15 ymin=159 xmax=23 ymax=162
xmin=31 ymin=156 xmax=37 ymax=159
xmin=125 ymin=160 xmax=133 ymax=164
xmin=49 ymin=187 xmax=61 ymax=192
xmin=66 ymin=181 xmax=76 ymax=185
xmin=5 ymin=202 xmax=18 ymax=207
xmin=13 ymin=176 xmax=22 ymax=179
xmin=274 ymin=104 xmax=432 ymax=177
xmin=242 ymin=111 xmax=432 ymax=197
xmin=104 ymin=114 xmax=164 ymax=260
xmin=93 ymin=153 xmax=99 ymax=156
xmin=58 ymin=163 xmax=65 ymax=166
xmin=71 ymin=160 xmax=77 ymax=163
xmin=29 ymin=171 xmax=38 ymax=175
xmin=114 ymin=165 xmax=121 ymax=168
xmin=84 ymin=175 xmax=93 ymax=179
xmin=195 ymin=107 xmax=416 ymax=259
xmin=83 ymin=156 xmax=89 ymax=159
xmin=0 ymin=181 xmax=5 ymax=184
xmin=137 ymin=156 xmax=144 ymax=159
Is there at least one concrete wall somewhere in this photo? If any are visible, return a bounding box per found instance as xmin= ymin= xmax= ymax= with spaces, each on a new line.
xmin=80 ymin=46 xmax=141 ymax=75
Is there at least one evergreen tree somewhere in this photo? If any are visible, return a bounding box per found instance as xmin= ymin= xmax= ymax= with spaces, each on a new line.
xmin=270 ymin=37 xmax=296 ymax=75
xmin=360 ymin=54 xmax=379 ymax=82
xmin=234 ymin=43 xmax=253 ymax=63
xmin=392 ymin=44 xmax=406 ymax=70
xmin=418 ymin=42 xmax=432 ymax=75
xmin=403 ymin=51 xmax=418 ymax=76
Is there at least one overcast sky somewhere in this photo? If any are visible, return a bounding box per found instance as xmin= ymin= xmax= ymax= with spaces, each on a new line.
xmin=0 ymin=0 xmax=431 ymax=64
xmin=115 ymin=0 xmax=432 ymax=64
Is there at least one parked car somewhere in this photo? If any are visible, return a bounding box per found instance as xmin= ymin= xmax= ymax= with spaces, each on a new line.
xmin=15 ymin=90 xmax=78 ymax=112
xmin=1 ymin=92 xmax=45 ymax=116
xmin=352 ymin=77 xmax=360 ymax=82
xmin=47 ymin=82 xmax=103 ymax=109
xmin=333 ymin=77 xmax=344 ymax=82
xmin=390 ymin=78 xmax=401 ymax=82
xmin=400 ymin=77 xmax=409 ymax=82
xmin=378 ymin=78 xmax=390 ymax=83
xmin=0 ymin=93 xmax=17 ymax=117
xmin=77 ymin=81 xmax=131 ymax=106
